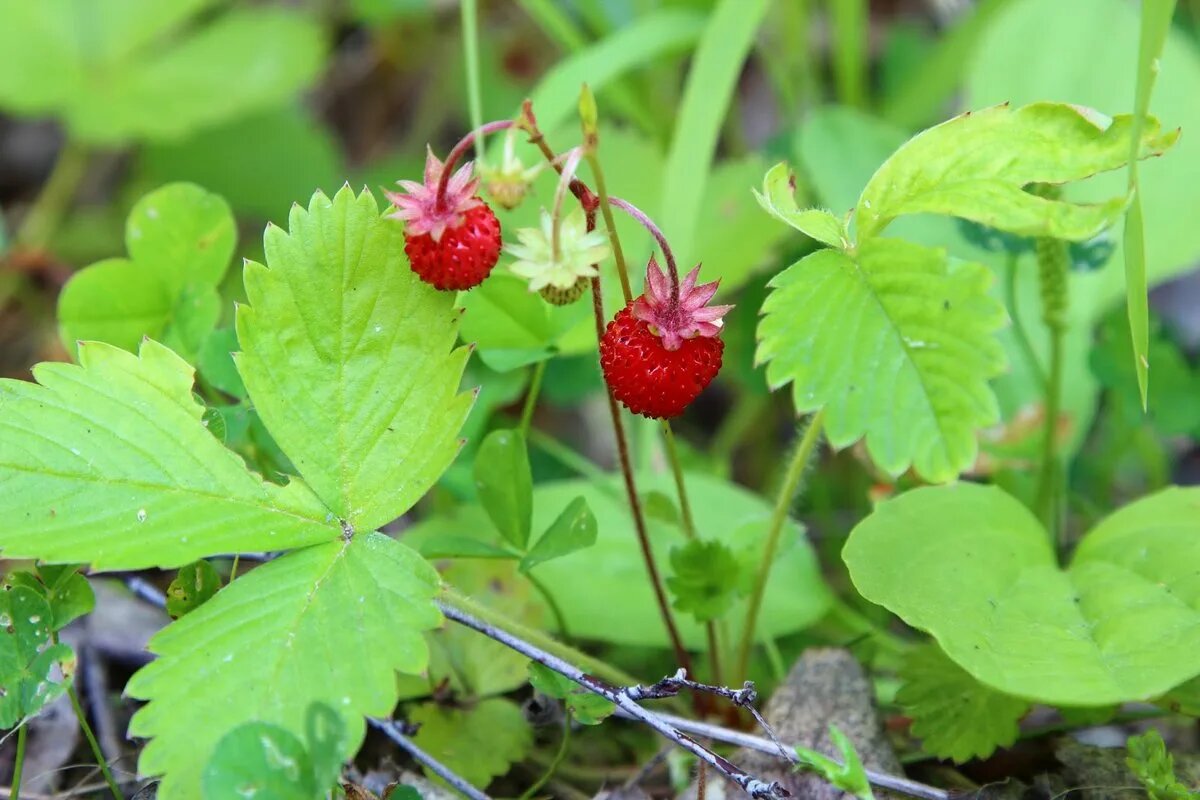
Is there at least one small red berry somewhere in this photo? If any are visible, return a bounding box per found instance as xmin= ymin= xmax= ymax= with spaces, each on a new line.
xmin=403 ymin=204 xmax=502 ymax=290
xmin=600 ymin=306 xmax=724 ymax=419
xmin=599 ymin=257 xmax=733 ymax=419
xmin=386 ymin=147 xmax=502 ymax=291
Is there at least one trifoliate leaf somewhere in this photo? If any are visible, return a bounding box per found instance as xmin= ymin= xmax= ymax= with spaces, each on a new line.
xmin=527 ymin=662 xmax=615 ymax=725
xmin=897 ymin=643 xmax=1029 ymax=762
xmin=0 ymin=586 xmax=75 ymax=727
xmin=474 ymin=430 xmax=533 ymax=549
xmin=758 ymin=237 xmax=1007 ymax=482
xmin=165 ymin=560 xmax=222 ymax=619
xmin=408 ymin=699 xmax=532 ymax=787
xmin=1126 ymin=729 xmax=1194 ymax=800
xmin=665 ymin=539 xmax=741 ymax=622
xmin=520 ymin=496 xmax=597 ymax=573
xmin=754 ymin=162 xmax=848 ymax=249
xmin=236 ymin=187 xmax=473 ymax=533
xmin=58 ymin=183 xmax=235 ymax=360
xmin=855 ymin=102 xmax=1178 ymax=241
xmin=844 ymin=482 xmax=1200 ymax=705
xmin=0 ymin=1 xmax=325 ymax=143
xmin=0 ymin=339 xmax=336 ymax=570
xmin=8 ymin=565 xmax=95 ymax=632
xmin=128 ymin=533 xmax=440 ymax=800
xmin=794 ymin=726 xmax=875 ymax=800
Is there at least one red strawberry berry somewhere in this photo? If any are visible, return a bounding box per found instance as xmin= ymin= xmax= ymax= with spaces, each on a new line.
xmin=599 ymin=257 xmax=733 ymax=419
xmin=403 ymin=203 xmax=502 ymax=290
xmin=386 ymin=147 xmax=502 ymax=291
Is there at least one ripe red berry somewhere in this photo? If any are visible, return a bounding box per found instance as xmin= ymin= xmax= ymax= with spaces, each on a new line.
xmin=403 ymin=203 xmax=502 ymax=290
xmin=600 ymin=306 xmax=724 ymax=419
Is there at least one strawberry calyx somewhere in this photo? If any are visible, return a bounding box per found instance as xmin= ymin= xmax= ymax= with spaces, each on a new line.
xmin=631 ymin=257 xmax=733 ymax=351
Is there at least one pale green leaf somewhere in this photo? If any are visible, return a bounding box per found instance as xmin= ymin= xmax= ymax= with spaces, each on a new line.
xmin=758 ymin=238 xmax=1007 ymax=482
xmin=58 ymin=183 xmax=235 ymax=358
xmin=473 ymin=430 xmax=532 ymax=549
xmin=527 ymin=662 xmax=614 ymax=725
xmin=754 ymin=162 xmax=848 ymax=249
xmin=129 ymin=534 xmax=440 ymax=800
xmin=666 ymin=539 xmax=741 ymax=623
xmin=794 ymin=726 xmax=874 ymax=800
xmin=897 ymin=643 xmax=1029 ymax=762
xmin=406 ymin=473 xmax=829 ymax=648
xmin=0 ymin=586 xmax=74 ymax=727
xmin=0 ymin=2 xmax=325 ymax=143
xmin=409 ymin=698 xmax=532 ymax=788
xmin=856 ymin=102 xmax=1178 ymax=242
xmin=1126 ymin=729 xmax=1194 ymax=800
xmin=236 ymin=186 xmax=473 ymax=532
xmin=844 ymin=483 xmax=1200 ymax=705
xmin=520 ymin=496 xmax=597 ymax=572
xmin=0 ymin=339 xmax=335 ymax=570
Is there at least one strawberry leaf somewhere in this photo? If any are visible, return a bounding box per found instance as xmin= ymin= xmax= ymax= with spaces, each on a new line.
xmin=758 ymin=237 xmax=1007 ymax=482
xmin=236 ymin=186 xmax=473 ymax=532
xmin=0 ymin=339 xmax=336 ymax=570
xmin=666 ymin=539 xmax=741 ymax=623
xmin=0 ymin=1 xmax=325 ymax=143
xmin=128 ymin=533 xmax=440 ymax=799
xmin=408 ymin=698 xmax=532 ymax=788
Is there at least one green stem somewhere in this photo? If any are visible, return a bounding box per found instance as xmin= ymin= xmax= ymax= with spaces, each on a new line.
xmin=228 ymin=554 xmax=240 ymax=583
xmin=441 ymin=585 xmax=644 ymax=687
xmin=1004 ymin=251 xmax=1047 ymax=392
xmin=520 ymin=716 xmax=572 ymax=800
xmin=660 ymin=423 xmax=697 ymax=541
xmin=10 ymin=724 xmax=26 ymax=800
xmin=519 ymin=361 xmax=547 ymax=436
xmin=734 ymin=410 xmax=826 ymax=681
xmin=15 ymin=140 xmax=89 ymax=251
xmin=66 ymin=683 xmax=125 ymax=800
xmin=525 ymin=571 xmax=573 ymax=644
xmin=582 ymin=126 xmax=633 ymax=304
xmin=461 ymin=0 xmax=484 ymax=160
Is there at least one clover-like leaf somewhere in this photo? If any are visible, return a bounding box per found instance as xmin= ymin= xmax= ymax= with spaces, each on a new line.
xmin=520 ymin=496 xmax=597 ymax=573
xmin=855 ymin=102 xmax=1179 ymax=241
xmin=6 ymin=565 xmax=95 ymax=632
xmin=128 ymin=533 xmax=440 ymax=799
xmin=527 ymin=662 xmax=615 ymax=725
xmin=474 ymin=430 xmax=533 ymax=549
xmin=754 ymin=162 xmax=848 ymax=249
xmin=0 ymin=586 xmax=75 ymax=727
xmin=758 ymin=237 xmax=1007 ymax=482
xmin=0 ymin=339 xmax=335 ymax=570
xmin=844 ymin=482 xmax=1200 ymax=705
xmin=897 ymin=643 xmax=1029 ymax=762
xmin=58 ymin=183 xmax=235 ymax=360
xmin=0 ymin=1 xmax=325 ymax=143
xmin=236 ymin=187 xmax=473 ymax=533
xmin=408 ymin=698 xmax=532 ymax=788
xmin=165 ymin=560 xmax=222 ymax=619
xmin=666 ymin=539 xmax=741 ymax=623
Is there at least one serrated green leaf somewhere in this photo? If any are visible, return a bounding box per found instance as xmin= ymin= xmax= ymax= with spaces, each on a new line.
xmin=855 ymin=102 xmax=1178 ymax=242
xmin=755 ymin=162 xmax=848 ymax=249
xmin=128 ymin=533 xmax=440 ymax=800
xmin=165 ymin=560 xmax=222 ymax=619
xmin=527 ymin=662 xmax=614 ymax=725
xmin=758 ymin=237 xmax=1007 ymax=482
xmin=794 ymin=726 xmax=874 ymax=800
xmin=236 ymin=187 xmax=473 ymax=533
xmin=844 ymin=482 xmax=1200 ymax=705
xmin=0 ymin=586 xmax=74 ymax=727
xmin=58 ymin=183 xmax=235 ymax=359
xmin=0 ymin=339 xmax=335 ymax=570
xmin=520 ymin=496 xmax=596 ymax=573
xmin=409 ymin=698 xmax=532 ymax=787
xmin=1127 ymin=729 xmax=1193 ymax=800
xmin=473 ymin=430 xmax=532 ymax=549
xmin=897 ymin=643 xmax=1029 ymax=762
xmin=0 ymin=2 xmax=325 ymax=143
xmin=665 ymin=539 xmax=741 ymax=623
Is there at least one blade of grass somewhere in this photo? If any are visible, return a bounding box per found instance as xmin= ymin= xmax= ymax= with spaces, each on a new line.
xmin=1125 ymin=0 xmax=1179 ymax=409
xmin=827 ymin=0 xmax=868 ymax=108
xmin=879 ymin=0 xmax=1017 ymax=129
xmin=658 ymin=0 xmax=769 ymax=266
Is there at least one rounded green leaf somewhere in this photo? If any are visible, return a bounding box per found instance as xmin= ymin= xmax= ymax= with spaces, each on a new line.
xmin=758 ymin=238 xmax=1007 ymax=482
xmin=409 ymin=698 xmax=532 ymax=788
xmin=844 ymin=483 xmax=1200 ymax=705
xmin=474 ymin=430 xmax=533 ymax=549
xmin=520 ymin=496 xmax=597 ymax=573
xmin=202 ymin=723 xmax=317 ymax=800
xmin=236 ymin=187 xmax=474 ymax=532
xmin=0 ymin=586 xmax=74 ymax=727
xmin=165 ymin=560 xmax=222 ymax=619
